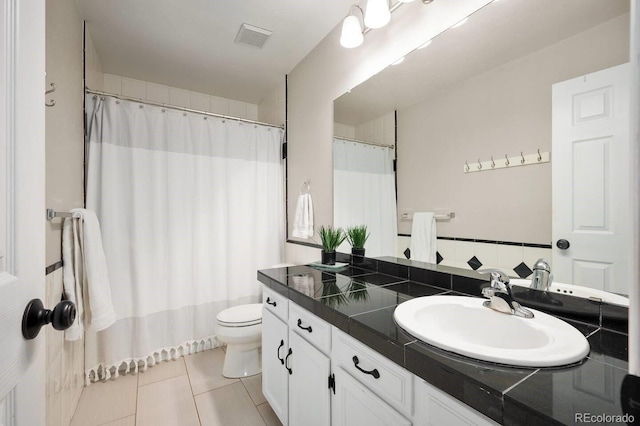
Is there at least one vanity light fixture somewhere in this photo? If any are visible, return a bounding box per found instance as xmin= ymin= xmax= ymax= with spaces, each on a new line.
xmin=340 ymin=6 xmax=365 ymax=48
xmin=364 ymin=0 xmax=391 ymax=29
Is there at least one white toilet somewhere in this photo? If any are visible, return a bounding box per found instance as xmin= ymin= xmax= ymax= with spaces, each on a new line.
xmin=216 ymin=303 xmax=263 ymax=378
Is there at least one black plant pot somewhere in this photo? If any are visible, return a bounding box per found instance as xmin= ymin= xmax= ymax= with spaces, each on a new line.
xmin=321 ymin=250 xmax=336 ymax=265
xmin=351 ymin=248 xmax=365 ymax=265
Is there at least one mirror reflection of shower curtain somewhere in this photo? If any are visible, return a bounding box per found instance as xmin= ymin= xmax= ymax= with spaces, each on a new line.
xmin=83 ymin=94 xmax=284 ymax=382
xmin=333 ymin=138 xmax=397 ymax=257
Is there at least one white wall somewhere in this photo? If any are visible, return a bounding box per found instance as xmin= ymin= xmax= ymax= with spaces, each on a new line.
xmin=284 ymin=0 xmax=492 ymax=262
xmin=397 ymin=14 xmax=629 ymax=244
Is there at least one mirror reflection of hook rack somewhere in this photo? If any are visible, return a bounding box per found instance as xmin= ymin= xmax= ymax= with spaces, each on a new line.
xmin=45 ymin=82 xmax=56 ymax=107
xmin=299 ymin=180 xmax=311 ymax=195
xmin=464 ymin=149 xmax=549 ymax=173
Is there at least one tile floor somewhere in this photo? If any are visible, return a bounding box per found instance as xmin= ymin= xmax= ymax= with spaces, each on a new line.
xmin=70 ymin=347 xmax=282 ymax=426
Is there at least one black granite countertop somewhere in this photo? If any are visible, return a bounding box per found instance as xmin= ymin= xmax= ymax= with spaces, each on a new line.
xmin=257 ymin=256 xmax=630 ymax=426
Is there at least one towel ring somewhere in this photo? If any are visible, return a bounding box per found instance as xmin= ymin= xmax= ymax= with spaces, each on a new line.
xmin=300 ymin=181 xmax=311 ymax=195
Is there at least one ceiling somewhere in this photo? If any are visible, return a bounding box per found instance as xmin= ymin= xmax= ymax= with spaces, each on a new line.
xmin=334 ymin=0 xmax=630 ymax=125
xmin=76 ymin=0 xmax=355 ymax=104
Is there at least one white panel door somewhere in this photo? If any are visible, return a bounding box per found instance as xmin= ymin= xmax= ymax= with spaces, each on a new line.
xmin=0 ymin=0 xmax=46 ymax=424
xmin=552 ymin=63 xmax=630 ymax=294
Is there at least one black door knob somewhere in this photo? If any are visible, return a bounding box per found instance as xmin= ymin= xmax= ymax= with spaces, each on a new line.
xmin=22 ymin=298 xmax=76 ymax=340
xmin=556 ymin=239 xmax=570 ymax=250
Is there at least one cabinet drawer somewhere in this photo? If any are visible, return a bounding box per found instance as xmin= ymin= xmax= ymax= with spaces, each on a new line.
xmin=263 ymin=286 xmax=288 ymax=321
xmin=332 ymin=327 xmax=413 ymax=418
xmin=288 ymin=302 xmax=332 ymax=355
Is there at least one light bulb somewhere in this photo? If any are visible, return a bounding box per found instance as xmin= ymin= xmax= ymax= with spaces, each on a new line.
xmin=340 ymin=15 xmax=364 ymax=48
xmin=364 ymin=0 xmax=390 ymax=29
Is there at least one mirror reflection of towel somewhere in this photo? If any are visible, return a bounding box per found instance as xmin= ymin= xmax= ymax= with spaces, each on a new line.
xmin=292 ymin=193 xmax=314 ymax=239
xmin=292 ymin=274 xmax=315 ymax=297
xmin=409 ymin=212 xmax=437 ymax=263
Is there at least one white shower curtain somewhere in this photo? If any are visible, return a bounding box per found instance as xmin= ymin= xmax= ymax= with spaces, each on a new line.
xmin=83 ymin=94 xmax=284 ymax=381
xmin=333 ymin=138 xmax=397 ymax=257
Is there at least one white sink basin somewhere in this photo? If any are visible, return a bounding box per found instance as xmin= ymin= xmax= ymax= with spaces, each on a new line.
xmin=394 ymin=295 xmax=589 ymax=368
xmin=510 ymin=279 xmax=629 ymax=307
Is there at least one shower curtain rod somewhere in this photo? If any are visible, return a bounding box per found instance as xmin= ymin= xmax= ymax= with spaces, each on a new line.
xmin=85 ymin=89 xmax=285 ymax=130
xmin=333 ymin=135 xmax=395 ymax=150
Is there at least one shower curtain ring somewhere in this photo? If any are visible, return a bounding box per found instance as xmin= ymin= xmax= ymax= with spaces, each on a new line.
xmin=505 ymin=154 xmax=510 ymax=166
xmin=537 ymin=148 xmax=542 ymax=162
xmin=520 ymin=151 xmax=525 ymax=164
xmin=465 ymin=160 xmax=470 ymax=172
xmin=477 ymin=159 xmax=482 ymax=170
xmin=490 ymin=156 xmax=495 ymax=168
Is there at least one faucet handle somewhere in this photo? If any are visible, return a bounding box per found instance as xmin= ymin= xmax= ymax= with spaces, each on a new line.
xmin=478 ymin=269 xmax=511 ymax=295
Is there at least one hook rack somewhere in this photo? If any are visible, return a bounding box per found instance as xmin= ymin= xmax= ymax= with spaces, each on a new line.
xmin=45 ymin=82 xmax=56 ymax=107
xmin=464 ymin=150 xmax=549 ymax=174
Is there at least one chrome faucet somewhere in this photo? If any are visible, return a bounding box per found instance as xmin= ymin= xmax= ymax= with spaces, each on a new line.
xmin=530 ymin=258 xmax=553 ymax=291
xmin=479 ymin=269 xmax=534 ymax=318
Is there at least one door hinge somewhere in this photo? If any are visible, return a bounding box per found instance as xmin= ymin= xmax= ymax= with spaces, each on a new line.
xmin=328 ymin=373 xmax=335 ymax=394
xmin=282 ymin=142 xmax=287 ymax=159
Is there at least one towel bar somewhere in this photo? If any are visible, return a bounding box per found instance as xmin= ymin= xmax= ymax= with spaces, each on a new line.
xmin=46 ymin=208 xmax=73 ymax=221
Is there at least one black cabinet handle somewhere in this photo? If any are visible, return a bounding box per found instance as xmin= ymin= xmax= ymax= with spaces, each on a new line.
xmin=285 ymin=348 xmax=293 ymax=375
xmin=352 ymin=356 xmax=380 ymax=379
xmin=297 ymin=318 xmax=313 ymax=333
xmin=277 ymin=339 xmax=285 ymax=365
xmin=266 ymin=297 xmax=276 ymax=307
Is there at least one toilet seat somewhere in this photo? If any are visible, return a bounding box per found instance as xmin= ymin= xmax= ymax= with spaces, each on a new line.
xmin=217 ymin=303 xmax=262 ymax=327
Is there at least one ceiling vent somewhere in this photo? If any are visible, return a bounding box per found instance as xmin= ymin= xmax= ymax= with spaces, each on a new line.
xmin=235 ymin=23 xmax=272 ymax=49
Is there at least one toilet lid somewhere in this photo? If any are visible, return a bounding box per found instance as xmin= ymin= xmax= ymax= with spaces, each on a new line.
xmin=217 ymin=303 xmax=263 ymax=326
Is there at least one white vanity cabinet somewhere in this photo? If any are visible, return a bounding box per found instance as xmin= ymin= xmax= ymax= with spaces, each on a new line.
xmin=262 ymin=285 xmax=500 ymax=426
xmin=262 ymin=287 xmax=331 ymax=426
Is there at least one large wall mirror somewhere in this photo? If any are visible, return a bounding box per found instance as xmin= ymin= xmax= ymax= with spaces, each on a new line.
xmin=334 ymin=0 xmax=631 ymax=299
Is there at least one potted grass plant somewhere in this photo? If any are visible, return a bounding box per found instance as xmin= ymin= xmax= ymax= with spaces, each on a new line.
xmin=319 ymin=225 xmax=346 ymax=265
xmin=346 ymin=225 xmax=369 ymax=264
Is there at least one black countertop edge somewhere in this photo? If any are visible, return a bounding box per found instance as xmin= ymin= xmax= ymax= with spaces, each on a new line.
xmin=257 ymin=260 xmax=630 ymax=425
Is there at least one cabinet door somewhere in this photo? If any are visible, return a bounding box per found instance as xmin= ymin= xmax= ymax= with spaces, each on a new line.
xmin=414 ymin=379 xmax=498 ymax=426
xmin=288 ymin=331 xmax=331 ymax=426
xmin=332 ymin=367 xmax=411 ymax=426
xmin=262 ymin=309 xmax=289 ymax=425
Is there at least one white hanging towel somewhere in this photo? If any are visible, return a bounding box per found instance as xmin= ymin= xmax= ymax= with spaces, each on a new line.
xmin=409 ymin=212 xmax=438 ymax=263
xmin=292 ymin=193 xmax=314 ymax=239
xmin=62 ymin=208 xmax=116 ymax=341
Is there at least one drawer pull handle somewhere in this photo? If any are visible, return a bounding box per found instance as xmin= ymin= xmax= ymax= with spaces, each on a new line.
xmin=277 ymin=339 xmax=285 ymax=365
xmin=297 ymin=318 xmax=313 ymax=333
xmin=285 ymin=348 xmax=293 ymax=375
xmin=266 ymin=297 xmax=277 ymax=307
xmin=352 ymin=356 xmax=380 ymax=379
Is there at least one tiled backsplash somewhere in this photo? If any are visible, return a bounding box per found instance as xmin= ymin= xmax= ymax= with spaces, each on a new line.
xmin=46 ymin=266 xmax=84 ymax=426
xmin=397 ymin=235 xmax=552 ymax=279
